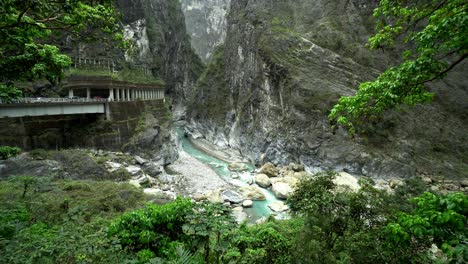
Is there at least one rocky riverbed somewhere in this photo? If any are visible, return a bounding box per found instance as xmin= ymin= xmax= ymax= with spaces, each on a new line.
xmin=1 ymin=143 xmax=466 ymax=224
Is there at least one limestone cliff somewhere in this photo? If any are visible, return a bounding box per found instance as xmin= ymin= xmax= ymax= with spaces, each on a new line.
xmin=188 ymin=0 xmax=468 ymax=179
xmin=181 ymin=0 xmax=230 ymax=62
xmin=116 ymin=0 xmax=204 ymax=100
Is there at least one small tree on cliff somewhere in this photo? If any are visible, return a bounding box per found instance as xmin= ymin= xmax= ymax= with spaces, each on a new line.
xmin=0 ymin=0 xmax=125 ymax=102
xmin=329 ymin=0 xmax=467 ymax=133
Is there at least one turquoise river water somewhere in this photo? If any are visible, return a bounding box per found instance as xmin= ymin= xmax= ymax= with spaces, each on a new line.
xmin=176 ymin=127 xmax=277 ymax=221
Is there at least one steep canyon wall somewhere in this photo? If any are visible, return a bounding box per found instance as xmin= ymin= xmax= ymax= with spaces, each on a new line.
xmin=187 ymin=0 xmax=468 ymax=179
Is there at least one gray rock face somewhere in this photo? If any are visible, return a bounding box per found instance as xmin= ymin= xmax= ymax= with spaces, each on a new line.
xmin=222 ymin=190 xmax=244 ymax=204
xmin=188 ymin=0 xmax=468 ymax=180
xmin=181 ymin=0 xmax=230 ymax=62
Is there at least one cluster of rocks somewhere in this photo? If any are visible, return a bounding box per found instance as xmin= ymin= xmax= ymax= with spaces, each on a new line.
xmin=255 ymin=162 xmax=308 ymax=200
xmin=91 ymin=149 xmax=181 ymax=202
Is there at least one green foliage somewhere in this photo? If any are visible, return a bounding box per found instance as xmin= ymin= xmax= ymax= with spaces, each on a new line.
xmin=28 ymin=148 xmax=51 ymax=160
xmin=66 ymin=66 xmax=166 ymax=85
xmin=108 ymin=198 xmax=193 ymax=257
xmin=0 ymin=83 xmax=22 ymax=102
xmin=0 ymin=0 xmax=123 ymax=98
xmin=0 ymin=178 xmax=145 ymax=263
xmin=0 ymin=146 xmax=21 ymax=160
xmin=183 ymin=202 xmax=236 ymax=262
xmin=287 ymin=172 xmax=414 ymax=263
xmin=330 ymin=0 xmax=468 ymax=133
xmin=386 ymin=192 xmax=468 ymax=263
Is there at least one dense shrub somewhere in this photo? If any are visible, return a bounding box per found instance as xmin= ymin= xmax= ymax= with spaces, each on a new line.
xmin=0 ymin=146 xmax=21 ymax=160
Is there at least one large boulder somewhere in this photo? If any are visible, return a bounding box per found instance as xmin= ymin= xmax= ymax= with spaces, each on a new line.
xmin=228 ymin=162 xmax=249 ymax=172
xmin=272 ymin=182 xmax=293 ymax=199
xmin=333 ymin=172 xmax=360 ymax=192
xmin=222 ymin=190 xmax=244 ymax=204
xmin=125 ymin=165 xmax=142 ymax=176
xmin=105 ymin=161 xmax=122 ymax=172
xmin=238 ymin=185 xmax=266 ymax=201
xmin=255 ymin=173 xmax=271 ymax=188
xmin=258 ymin=162 xmax=279 ymax=177
xmin=134 ymin=155 xmax=148 ymax=165
xmin=268 ymin=201 xmax=289 ymax=212
xmin=142 ymin=162 xmax=162 ymax=177
xmin=242 ymin=200 xmax=253 ymax=208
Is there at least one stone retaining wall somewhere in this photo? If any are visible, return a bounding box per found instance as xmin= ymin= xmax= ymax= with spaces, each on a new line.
xmin=0 ymin=100 xmax=166 ymax=151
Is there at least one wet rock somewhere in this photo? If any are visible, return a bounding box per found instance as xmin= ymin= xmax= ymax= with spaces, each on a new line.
xmin=222 ymin=190 xmax=244 ymax=204
xmin=228 ymin=162 xmax=249 ymax=172
xmin=268 ymin=201 xmax=289 ymax=212
xmin=333 ymin=172 xmax=360 ymax=192
xmin=242 ymin=200 xmax=253 ymax=208
xmin=272 ymin=182 xmax=293 ymax=199
xmin=255 ymin=173 xmax=271 ymax=188
xmin=232 ymin=174 xmax=239 ymax=179
xmin=259 ymin=162 xmax=279 ymax=177
xmin=238 ymin=185 xmax=266 ymax=201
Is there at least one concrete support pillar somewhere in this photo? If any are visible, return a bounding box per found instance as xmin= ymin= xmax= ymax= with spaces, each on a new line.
xmin=68 ymin=89 xmax=74 ymax=98
xmin=109 ymin=88 xmax=114 ymax=101
xmin=116 ymin=88 xmax=120 ymax=101
xmin=143 ymin=90 xmax=147 ymax=100
xmin=122 ymin=89 xmax=126 ymax=101
xmin=86 ymin=87 xmax=91 ymax=99
xmin=126 ymin=89 xmax=130 ymax=101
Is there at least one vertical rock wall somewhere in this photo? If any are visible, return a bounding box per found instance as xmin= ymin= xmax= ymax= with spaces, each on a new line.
xmin=188 ymin=0 xmax=468 ymax=179
xmin=181 ymin=0 xmax=230 ymax=62
xmin=116 ymin=0 xmax=204 ymax=101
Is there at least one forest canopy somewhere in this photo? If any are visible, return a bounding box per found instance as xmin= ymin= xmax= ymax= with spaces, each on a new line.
xmin=0 ymin=0 xmax=123 ymax=102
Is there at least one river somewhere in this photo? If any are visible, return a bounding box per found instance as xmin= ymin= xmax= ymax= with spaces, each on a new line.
xmin=175 ymin=126 xmax=283 ymax=222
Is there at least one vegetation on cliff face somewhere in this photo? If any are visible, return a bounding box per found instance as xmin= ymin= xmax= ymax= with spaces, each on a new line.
xmin=330 ymin=0 xmax=468 ymax=133
xmin=0 ymin=0 xmax=125 ymax=102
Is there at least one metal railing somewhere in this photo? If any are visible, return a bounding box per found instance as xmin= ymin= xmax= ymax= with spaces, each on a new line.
xmin=70 ymin=57 xmax=152 ymax=76
xmin=0 ymin=96 xmax=165 ymax=105
xmin=2 ymin=97 xmax=108 ymax=104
